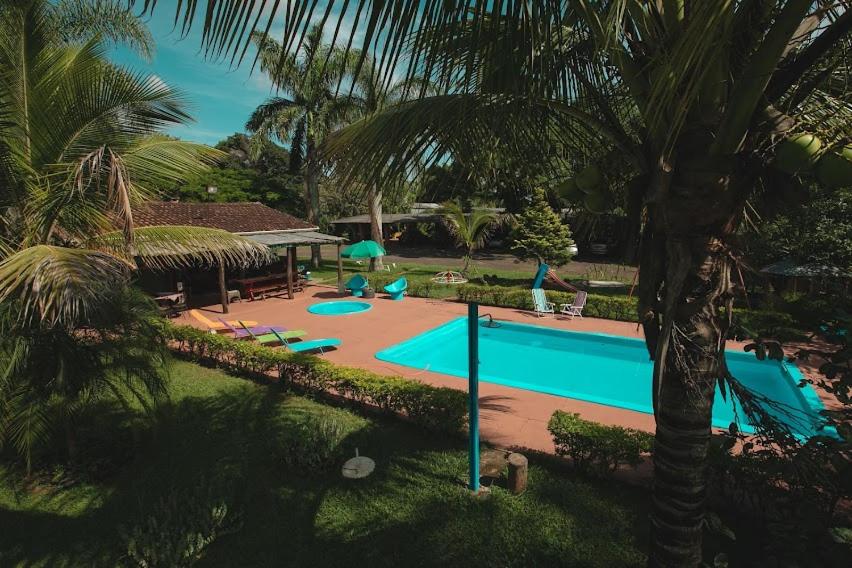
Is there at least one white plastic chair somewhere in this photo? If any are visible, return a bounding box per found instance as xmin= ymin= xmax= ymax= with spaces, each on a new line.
xmin=560 ymin=291 xmax=588 ymax=319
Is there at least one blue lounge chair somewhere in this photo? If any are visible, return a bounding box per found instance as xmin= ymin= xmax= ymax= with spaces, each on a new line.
xmin=345 ymin=274 xmax=369 ymax=297
xmin=383 ymin=277 xmax=408 ymax=301
xmin=270 ymin=330 xmax=341 ymax=354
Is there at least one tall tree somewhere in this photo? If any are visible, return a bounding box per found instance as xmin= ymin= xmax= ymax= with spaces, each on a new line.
xmin=344 ymin=61 xmax=431 ymax=271
xmin=136 ymin=2 xmax=851 ymax=565
xmin=512 ymin=187 xmax=575 ymax=266
xmin=0 ymin=0 xmax=269 ymax=469
xmin=246 ymin=25 xmax=360 ymax=268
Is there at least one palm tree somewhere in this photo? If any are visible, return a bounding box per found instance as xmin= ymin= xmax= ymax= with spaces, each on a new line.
xmin=351 ymin=68 xmax=435 ymax=272
xmin=440 ymin=201 xmax=504 ymax=275
xmin=246 ymin=25 xmax=361 ymax=268
xmin=129 ymin=2 xmax=851 ymax=564
xmin=0 ymin=0 xmax=269 ymax=470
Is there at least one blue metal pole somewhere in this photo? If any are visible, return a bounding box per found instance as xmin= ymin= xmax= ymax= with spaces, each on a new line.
xmin=467 ymin=302 xmax=480 ymax=492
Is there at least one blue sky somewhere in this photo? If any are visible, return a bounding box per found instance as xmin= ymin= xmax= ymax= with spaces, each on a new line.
xmin=108 ymin=5 xmax=379 ymax=146
xmin=110 ymin=9 xmax=277 ymax=146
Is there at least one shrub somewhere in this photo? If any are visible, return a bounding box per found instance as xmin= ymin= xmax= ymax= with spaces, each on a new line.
xmin=163 ymin=324 xmax=468 ymax=434
xmin=279 ymin=411 xmax=348 ymax=471
xmin=511 ymin=187 xmax=575 ymax=266
xmin=120 ymin=489 xmax=242 ymax=568
xmin=456 ymin=285 xmax=640 ymax=322
xmin=547 ymin=411 xmax=653 ymax=476
xmin=368 ymin=273 xmax=437 ymax=298
xmin=729 ymin=309 xmax=807 ymax=342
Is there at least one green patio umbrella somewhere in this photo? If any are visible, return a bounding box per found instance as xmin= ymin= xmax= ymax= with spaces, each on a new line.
xmin=341 ymin=240 xmax=386 ymax=259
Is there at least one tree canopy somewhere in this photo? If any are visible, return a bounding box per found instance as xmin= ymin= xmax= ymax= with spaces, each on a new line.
xmin=175 ymin=134 xmax=305 ymax=217
xmin=511 ymin=187 xmax=575 ymax=266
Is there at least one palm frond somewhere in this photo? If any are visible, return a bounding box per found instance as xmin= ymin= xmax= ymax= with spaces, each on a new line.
xmin=120 ymin=136 xmax=225 ymax=191
xmin=323 ymin=93 xmax=631 ymax=190
xmin=0 ymin=285 xmax=169 ymax=469
xmin=54 ymin=0 xmax=155 ymax=60
xmin=89 ymin=225 xmax=274 ymax=271
xmin=0 ymin=245 xmax=133 ymax=328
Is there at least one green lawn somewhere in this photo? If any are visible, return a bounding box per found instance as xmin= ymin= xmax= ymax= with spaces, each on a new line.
xmin=0 ymin=360 xmax=650 ymax=567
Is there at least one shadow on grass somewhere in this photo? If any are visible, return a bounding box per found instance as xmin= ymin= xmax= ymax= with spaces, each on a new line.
xmin=1 ymin=376 xmax=650 ymax=568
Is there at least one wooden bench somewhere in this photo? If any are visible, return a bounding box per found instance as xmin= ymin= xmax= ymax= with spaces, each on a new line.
xmin=232 ymin=275 xmax=305 ymax=301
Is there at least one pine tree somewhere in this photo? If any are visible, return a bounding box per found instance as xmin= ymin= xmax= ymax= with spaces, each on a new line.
xmin=511 ymin=187 xmax=574 ymax=266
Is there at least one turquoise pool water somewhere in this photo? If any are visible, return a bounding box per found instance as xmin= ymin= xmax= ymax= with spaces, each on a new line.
xmin=308 ymin=301 xmax=372 ymax=316
xmin=376 ymin=318 xmax=828 ymax=438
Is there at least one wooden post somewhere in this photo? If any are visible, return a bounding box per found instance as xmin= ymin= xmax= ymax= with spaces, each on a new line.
xmin=337 ymin=242 xmax=344 ymax=294
xmin=507 ymin=453 xmax=528 ymax=495
xmin=218 ymin=261 xmax=229 ymax=314
xmin=286 ymin=246 xmax=294 ymax=299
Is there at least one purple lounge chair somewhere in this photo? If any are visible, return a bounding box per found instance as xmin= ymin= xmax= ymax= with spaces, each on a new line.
xmin=217 ymin=318 xmax=286 ymax=339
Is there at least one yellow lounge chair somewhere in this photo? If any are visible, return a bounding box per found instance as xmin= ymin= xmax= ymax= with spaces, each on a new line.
xmin=188 ymin=309 xmax=258 ymax=332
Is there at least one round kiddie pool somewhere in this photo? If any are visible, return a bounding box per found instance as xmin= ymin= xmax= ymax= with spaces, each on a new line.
xmin=308 ymin=301 xmax=373 ymax=316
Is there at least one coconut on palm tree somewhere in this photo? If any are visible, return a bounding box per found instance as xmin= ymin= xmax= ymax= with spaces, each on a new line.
xmin=0 ymin=0 xmax=269 ymax=471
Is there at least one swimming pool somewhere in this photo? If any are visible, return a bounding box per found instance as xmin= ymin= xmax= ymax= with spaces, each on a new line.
xmin=376 ymin=318 xmax=828 ymax=438
xmin=308 ymin=301 xmax=372 ymax=316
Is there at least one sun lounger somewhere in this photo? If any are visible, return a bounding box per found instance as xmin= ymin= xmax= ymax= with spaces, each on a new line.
xmin=189 ymin=309 xmax=258 ymax=332
xmin=560 ymin=291 xmax=587 ymax=319
xmin=531 ymin=288 xmax=555 ymax=317
xmin=270 ymin=330 xmax=341 ymax=354
xmin=236 ymin=322 xmax=309 ymax=346
xmin=217 ymin=318 xmax=302 ymax=340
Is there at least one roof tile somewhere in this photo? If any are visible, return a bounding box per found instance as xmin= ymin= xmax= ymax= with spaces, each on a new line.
xmin=134 ymin=201 xmax=315 ymax=233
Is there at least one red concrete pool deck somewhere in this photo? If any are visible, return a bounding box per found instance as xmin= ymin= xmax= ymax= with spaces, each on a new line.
xmin=178 ymin=284 xmax=826 ymax=457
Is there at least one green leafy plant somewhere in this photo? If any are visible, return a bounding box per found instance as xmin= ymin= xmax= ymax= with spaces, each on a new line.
xmin=279 ymin=411 xmax=348 ymax=471
xmin=511 ymin=187 xmax=575 ymax=266
xmin=163 ymin=324 xmax=468 ymax=434
xmin=548 ymin=411 xmax=653 ymax=476
xmin=0 ymin=1 xmax=270 ymax=471
xmin=439 ymin=200 xmax=506 ymax=274
xmin=0 ymin=287 xmax=169 ymax=472
xmin=727 ymin=309 xmax=807 ymax=342
xmin=120 ymin=488 xmax=243 ymax=568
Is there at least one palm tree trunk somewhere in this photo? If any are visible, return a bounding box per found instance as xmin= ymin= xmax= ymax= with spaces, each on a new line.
xmin=622 ymin=176 xmax=645 ymax=263
xmin=304 ymin=150 xmax=322 ymax=269
xmin=645 ymin=230 xmax=733 ymax=568
xmin=368 ymin=186 xmax=384 ymax=271
xmin=462 ymin=248 xmax=473 ymax=274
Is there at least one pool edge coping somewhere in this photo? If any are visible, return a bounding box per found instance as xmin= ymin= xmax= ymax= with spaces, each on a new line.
xmin=375 ymin=316 xmax=833 ymax=439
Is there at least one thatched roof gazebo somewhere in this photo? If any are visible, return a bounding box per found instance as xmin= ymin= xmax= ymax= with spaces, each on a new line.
xmin=760 ymin=258 xmax=851 ymax=295
xmin=135 ymin=202 xmax=346 ymax=312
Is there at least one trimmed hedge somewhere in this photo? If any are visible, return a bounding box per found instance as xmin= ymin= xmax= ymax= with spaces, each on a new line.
xmin=456 ymin=284 xmax=807 ymax=340
xmin=548 ymin=411 xmax=653 ymax=476
xmin=163 ymin=324 xmax=467 ymax=434
xmin=456 ymin=284 xmax=640 ymax=322
xmin=365 ymin=273 xmax=441 ymax=299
